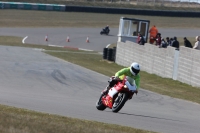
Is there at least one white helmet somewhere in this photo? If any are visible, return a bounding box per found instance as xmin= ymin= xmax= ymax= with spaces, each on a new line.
xmin=130 ymin=62 xmax=140 ymax=76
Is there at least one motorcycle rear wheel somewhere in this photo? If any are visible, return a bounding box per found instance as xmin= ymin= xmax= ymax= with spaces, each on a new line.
xmin=96 ymin=94 xmax=106 ymax=111
xmin=112 ymin=93 xmax=128 ymax=113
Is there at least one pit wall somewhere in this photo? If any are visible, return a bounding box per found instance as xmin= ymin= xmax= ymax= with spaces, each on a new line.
xmin=116 ymin=41 xmax=200 ymax=87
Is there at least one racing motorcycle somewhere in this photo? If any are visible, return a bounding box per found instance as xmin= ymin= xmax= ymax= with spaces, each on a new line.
xmin=96 ymin=76 xmax=137 ymax=113
xmin=100 ymin=28 xmax=110 ymax=35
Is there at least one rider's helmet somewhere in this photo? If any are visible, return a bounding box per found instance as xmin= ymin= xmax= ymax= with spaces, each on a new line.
xmin=130 ymin=62 xmax=140 ymax=76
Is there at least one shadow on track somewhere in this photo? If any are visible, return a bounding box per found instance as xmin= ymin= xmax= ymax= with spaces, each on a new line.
xmin=105 ymin=111 xmax=185 ymax=122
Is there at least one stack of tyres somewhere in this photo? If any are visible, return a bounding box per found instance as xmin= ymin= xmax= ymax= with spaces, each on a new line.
xmin=112 ymin=47 xmax=116 ymax=62
xmin=107 ymin=48 xmax=113 ymax=61
xmin=103 ymin=48 xmax=108 ymax=59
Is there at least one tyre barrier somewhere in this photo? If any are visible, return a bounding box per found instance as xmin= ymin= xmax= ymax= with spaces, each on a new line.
xmin=107 ymin=48 xmax=113 ymax=61
xmin=103 ymin=48 xmax=108 ymax=59
xmin=103 ymin=47 xmax=117 ymax=62
xmin=112 ymin=47 xmax=116 ymax=62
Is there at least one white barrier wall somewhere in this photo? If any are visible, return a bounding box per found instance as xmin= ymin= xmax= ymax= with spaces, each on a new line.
xmin=116 ymin=42 xmax=200 ymax=87
xmin=177 ymin=46 xmax=200 ymax=87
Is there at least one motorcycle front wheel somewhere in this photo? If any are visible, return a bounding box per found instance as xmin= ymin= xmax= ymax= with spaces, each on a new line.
xmin=96 ymin=94 xmax=106 ymax=111
xmin=112 ymin=93 xmax=128 ymax=113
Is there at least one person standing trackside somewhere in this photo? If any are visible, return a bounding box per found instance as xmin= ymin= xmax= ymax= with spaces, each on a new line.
xmin=193 ymin=36 xmax=200 ymax=50
xmin=166 ymin=37 xmax=171 ymax=46
xmin=155 ymin=33 xmax=161 ymax=46
xmin=183 ymin=37 xmax=193 ymax=48
xmin=171 ymin=36 xmax=179 ymax=49
xmin=137 ymin=32 xmax=140 ymax=43
xmin=138 ymin=33 xmax=145 ymax=45
xmin=149 ymin=25 xmax=158 ymax=44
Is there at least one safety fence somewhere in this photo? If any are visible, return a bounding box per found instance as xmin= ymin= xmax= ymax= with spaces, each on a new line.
xmin=0 ymin=1 xmax=65 ymax=11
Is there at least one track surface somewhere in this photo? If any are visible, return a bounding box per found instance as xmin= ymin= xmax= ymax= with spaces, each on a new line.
xmin=0 ymin=45 xmax=200 ymax=133
xmin=1 ymin=27 xmax=200 ymax=51
xmin=1 ymin=27 xmax=200 ymax=132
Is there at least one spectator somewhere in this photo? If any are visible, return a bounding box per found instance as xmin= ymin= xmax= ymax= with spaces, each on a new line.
xmin=138 ymin=33 xmax=145 ymax=45
xmin=160 ymin=38 xmax=167 ymax=48
xmin=171 ymin=36 xmax=179 ymax=49
xmin=193 ymin=36 xmax=200 ymax=50
xmin=149 ymin=25 xmax=158 ymax=44
xmin=155 ymin=33 xmax=161 ymax=46
xmin=169 ymin=38 xmax=174 ymax=46
xmin=166 ymin=37 xmax=171 ymax=46
xmin=183 ymin=37 xmax=193 ymax=48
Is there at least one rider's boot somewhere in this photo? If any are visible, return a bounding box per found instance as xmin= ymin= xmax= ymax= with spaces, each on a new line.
xmin=101 ymin=86 xmax=110 ymax=95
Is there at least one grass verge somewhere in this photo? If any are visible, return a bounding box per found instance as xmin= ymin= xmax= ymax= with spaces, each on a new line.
xmin=0 ymin=104 xmax=156 ymax=133
xmin=1 ymin=10 xmax=200 ymax=28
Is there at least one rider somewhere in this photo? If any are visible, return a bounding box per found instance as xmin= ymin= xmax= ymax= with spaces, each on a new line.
xmin=102 ymin=62 xmax=140 ymax=95
xmin=104 ymin=25 xmax=110 ymax=33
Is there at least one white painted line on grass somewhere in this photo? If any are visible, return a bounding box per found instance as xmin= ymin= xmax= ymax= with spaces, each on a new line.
xmin=33 ymin=48 xmax=45 ymax=51
xmin=78 ymin=48 xmax=94 ymax=51
xmin=48 ymin=44 xmax=63 ymax=48
xmin=22 ymin=36 xmax=28 ymax=44
xmin=106 ymin=44 xmax=111 ymax=48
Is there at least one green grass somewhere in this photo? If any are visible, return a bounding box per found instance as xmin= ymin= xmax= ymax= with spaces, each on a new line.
xmin=0 ymin=104 xmax=156 ymax=133
xmin=1 ymin=10 xmax=200 ymax=28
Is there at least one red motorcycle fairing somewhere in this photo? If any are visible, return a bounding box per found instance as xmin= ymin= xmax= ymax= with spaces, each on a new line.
xmin=114 ymin=81 xmax=130 ymax=92
xmin=102 ymin=95 xmax=113 ymax=109
xmin=101 ymin=81 xmax=130 ymax=109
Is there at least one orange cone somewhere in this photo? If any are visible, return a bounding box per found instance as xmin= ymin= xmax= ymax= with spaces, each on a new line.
xmin=86 ymin=36 xmax=89 ymax=43
xmin=66 ymin=36 xmax=70 ymax=42
xmin=45 ymin=35 xmax=48 ymax=41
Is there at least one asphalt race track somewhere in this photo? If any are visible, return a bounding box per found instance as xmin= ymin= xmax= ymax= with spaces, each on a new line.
xmin=1 ymin=27 xmax=200 ymax=51
xmin=0 ymin=45 xmax=200 ymax=133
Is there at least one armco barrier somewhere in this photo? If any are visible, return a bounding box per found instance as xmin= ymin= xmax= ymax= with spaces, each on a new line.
xmin=0 ymin=2 xmax=65 ymax=11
